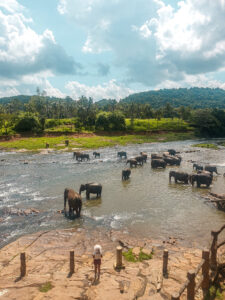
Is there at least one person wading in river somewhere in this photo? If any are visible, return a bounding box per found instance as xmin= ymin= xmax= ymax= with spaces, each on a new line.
xmin=93 ymin=244 xmax=102 ymax=280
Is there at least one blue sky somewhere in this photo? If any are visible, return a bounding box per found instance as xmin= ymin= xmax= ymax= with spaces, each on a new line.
xmin=1 ymin=0 xmax=225 ymax=100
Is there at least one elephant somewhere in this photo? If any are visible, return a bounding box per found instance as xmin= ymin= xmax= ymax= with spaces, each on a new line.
xmin=168 ymin=149 xmax=176 ymax=156
xmin=93 ymin=151 xmax=100 ymax=158
xmin=122 ymin=168 xmax=131 ymax=180
xmin=205 ymin=165 xmax=218 ymax=174
xmin=169 ymin=171 xmax=189 ymax=184
xmin=76 ymin=153 xmax=90 ymax=161
xmin=64 ymin=188 xmax=82 ymax=217
xmin=151 ymin=153 xmax=163 ymax=159
xmin=151 ymin=159 xmax=166 ymax=169
xmin=163 ymin=155 xmax=181 ymax=166
xmin=197 ymin=170 xmax=213 ymax=179
xmin=189 ymin=173 xmax=212 ymax=187
xmin=193 ymin=163 xmax=203 ymax=171
xmin=117 ymin=151 xmax=127 ymax=159
xmin=79 ymin=183 xmax=102 ymax=199
xmin=73 ymin=151 xmax=81 ymax=159
xmin=134 ymin=156 xmax=144 ymax=165
xmin=126 ymin=158 xmax=137 ymax=168
xmin=140 ymin=152 xmax=148 ymax=162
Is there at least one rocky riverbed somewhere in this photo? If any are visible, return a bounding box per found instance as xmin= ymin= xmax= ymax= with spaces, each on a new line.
xmin=0 ymin=227 xmax=213 ymax=300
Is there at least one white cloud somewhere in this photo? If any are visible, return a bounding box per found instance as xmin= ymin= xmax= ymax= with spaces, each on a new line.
xmin=65 ymin=80 xmax=134 ymax=100
xmin=0 ymin=0 xmax=80 ymax=81
xmin=58 ymin=0 xmax=225 ymax=88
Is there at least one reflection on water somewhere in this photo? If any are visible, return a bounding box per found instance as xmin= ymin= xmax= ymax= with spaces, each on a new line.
xmin=0 ymin=139 xmax=225 ymax=248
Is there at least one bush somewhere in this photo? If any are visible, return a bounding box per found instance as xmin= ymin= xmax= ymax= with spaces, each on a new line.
xmin=96 ymin=112 xmax=126 ymax=131
xmin=14 ymin=115 xmax=41 ymax=133
xmin=45 ymin=119 xmax=59 ymax=128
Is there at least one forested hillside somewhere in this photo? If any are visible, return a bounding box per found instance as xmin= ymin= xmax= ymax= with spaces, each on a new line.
xmin=120 ymin=87 xmax=225 ymax=108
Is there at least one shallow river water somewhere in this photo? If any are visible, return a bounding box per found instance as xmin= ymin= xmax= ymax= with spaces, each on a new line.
xmin=0 ymin=139 xmax=225 ymax=248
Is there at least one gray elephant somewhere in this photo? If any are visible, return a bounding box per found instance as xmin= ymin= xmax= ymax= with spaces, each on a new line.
xmin=169 ymin=171 xmax=189 ymax=183
xmin=122 ymin=168 xmax=131 ymax=180
xmin=76 ymin=153 xmax=90 ymax=161
xmin=140 ymin=152 xmax=147 ymax=162
xmin=205 ymin=165 xmax=218 ymax=174
xmin=189 ymin=173 xmax=212 ymax=187
xmin=193 ymin=163 xmax=203 ymax=171
xmin=117 ymin=151 xmax=127 ymax=158
xmin=93 ymin=151 xmax=100 ymax=158
xmin=151 ymin=159 xmax=166 ymax=169
xmin=126 ymin=158 xmax=137 ymax=168
xmin=168 ymin=149 xmax=176 ymax=156
xmin=73 ymin=151 xmax=81 ymax=159
xmin=79 ymin=183 xmax=102 ymax=199
xmin=135 ymin=156 xmax=144 ymax=165
xmin=163 ymin=155 xmax=181 ymax=166
xmin=197 ymin=170 xmax=213 ymax=179
xmin=151 ymin=153 xmax=163 ymax=159
xmin=64 ymin=188 xmax=82 ymax=217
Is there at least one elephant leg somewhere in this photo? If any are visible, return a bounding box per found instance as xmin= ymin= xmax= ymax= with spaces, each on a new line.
xmin=197 ymin=182 xmax=200 ymax=188
xmin=69 ymin=206 xmax=72 ymax=217
xmin=86 ymin=191 xmax=90 ymax=199
xmin=175 ymin=178 xmax=177 ymax=183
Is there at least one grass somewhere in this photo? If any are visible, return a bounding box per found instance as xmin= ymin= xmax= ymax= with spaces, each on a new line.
xmin=204 ymin=284 xmax=224 ymax=300
xmin=192 ymin=143 xmax=219 ymax=150
xmin=43 ymin=118 xmax=192 ymax=133
xmin=0 ymin=131 xmax=196 ymax=152
xmin=39 ymin=282 xmax=53 ymax=293
xmin=126 ymin=118 xmax=192 ymax=132
xmin=122 ymin=248 xmax=152 ymax=263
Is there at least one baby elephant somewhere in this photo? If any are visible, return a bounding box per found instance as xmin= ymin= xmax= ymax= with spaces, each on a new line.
xmin=122 ymin=168 xmax=131 ymax=180
xmin=93 ymin=151 xmax=100 ymax=158
xmin=64 ymin=188 xmax=82 ymax=217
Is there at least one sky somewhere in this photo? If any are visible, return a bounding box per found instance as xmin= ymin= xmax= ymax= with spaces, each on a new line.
xmin=1 ymin=0 xmax=225 ymax=101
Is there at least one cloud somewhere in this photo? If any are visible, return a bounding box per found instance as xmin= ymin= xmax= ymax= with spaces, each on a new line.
xmin=97 ymin=63 xmax=110 ymax=76
xmin=65 ymin=79 xmax=134 ymax=100
xmin=58 ymin=0 xmax=225 ymax=88
xmin=0 ymin=1 xmax=81 ymax=81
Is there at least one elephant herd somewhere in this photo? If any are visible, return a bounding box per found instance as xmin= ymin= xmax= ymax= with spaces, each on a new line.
xmin=64 ymin=147 xmax=220 ymax=218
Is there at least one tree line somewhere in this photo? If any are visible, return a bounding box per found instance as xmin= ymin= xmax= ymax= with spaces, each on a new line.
xmin=0 ymin=92 xmax=225 ymax=137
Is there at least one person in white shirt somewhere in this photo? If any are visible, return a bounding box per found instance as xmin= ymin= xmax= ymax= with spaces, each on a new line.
xmin=93 ymin=244 xmax=102 ymax=280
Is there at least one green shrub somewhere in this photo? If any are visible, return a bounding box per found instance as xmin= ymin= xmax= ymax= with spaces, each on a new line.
xmin=122 ymin=248 xmax=152 ymax=263
xmin=39 ymin=282 xmax=53 ymax=293
xmin=14 ymin=115 xmax=41 ymax=133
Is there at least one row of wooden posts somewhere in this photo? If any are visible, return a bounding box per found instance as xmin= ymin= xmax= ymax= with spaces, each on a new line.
xmin=19 ymin=226 xmax=225 ymax=300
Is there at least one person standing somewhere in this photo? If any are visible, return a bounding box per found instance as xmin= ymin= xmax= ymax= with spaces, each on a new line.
xmin=93 ymin=244 xmax=102 ymax=280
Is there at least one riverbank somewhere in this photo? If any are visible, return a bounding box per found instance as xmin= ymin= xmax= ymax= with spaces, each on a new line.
xmin=0 ymin=227 xmax=215 ymax=300
xmin=0 ymin=131 xmax=195 ymax=152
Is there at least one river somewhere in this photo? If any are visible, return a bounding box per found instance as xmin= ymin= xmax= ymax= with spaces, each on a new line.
xmin=0 ymin=139 xmax=225 ymax=248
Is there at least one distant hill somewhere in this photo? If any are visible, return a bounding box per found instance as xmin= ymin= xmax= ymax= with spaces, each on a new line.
xmin=0 ymin=95 xmax=74 ymax=104
xmin=120 ymin=87 xmax=225 ymax=108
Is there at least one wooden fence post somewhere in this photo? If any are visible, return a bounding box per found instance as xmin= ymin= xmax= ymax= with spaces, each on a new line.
xmin=171 ymin=293 xmax=180 ymax=300
xmin=114 ymin=246 xmax=125 ymax=269
xmin=202 ymin=249 xmax=210 ymax=293
xmin=210 ymin=231 xmax=218 ymax=270
xmin=187 ymin=270 xmax=195 ymax=300
xmin=70 ymin=251 xmax=74 ymax=274
xmin=163 ymin=249 xmax=168 ymax=276
xmin=20 ymin=252 xmax=26 ymax=277
xmin=65 ymin=140 xmax=69 ymax=146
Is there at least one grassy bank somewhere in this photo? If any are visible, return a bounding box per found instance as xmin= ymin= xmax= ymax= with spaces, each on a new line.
xmin=192 ymin=143 xmax=219 ymax=150
xmin=0 ymin=131 xmax=195 ymax=151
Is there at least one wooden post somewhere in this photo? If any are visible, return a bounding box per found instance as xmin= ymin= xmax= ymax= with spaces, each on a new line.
xmin=171 ymin=293 xmax=180 ymax=300
xmin=65 ymin=140 xmax=69 ymax=146
xmin=163 ymin=249 xmax=168 ymax=276
xmin=20 ymin=252 xmax=26 ymax=277
xmin=210 ymin=231 xmax=218 ymax=270
xmin=116 ymin=246 xmax=123 ymax=268
xmin=187 ymin=270 xmax=195 ymax=300
xmin=46 ymin=143 xmax=49 ymax=149
xmin=202 ymin=249 xmax=210 ymax=293
xmin=70 ymin=251 xmax=74 ymax=274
